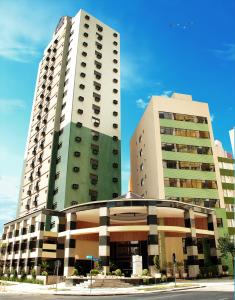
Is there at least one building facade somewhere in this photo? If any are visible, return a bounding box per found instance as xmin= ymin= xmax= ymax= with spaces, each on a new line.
xmin=130 ymin=93 xmax=233 ymax=275
xmin=1 ymin=195 xmax=222 ymax=278
xmin=17 ymin=9 xmax=121 ymax=219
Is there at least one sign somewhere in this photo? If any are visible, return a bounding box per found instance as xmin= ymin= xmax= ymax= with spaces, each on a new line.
xmin=86 ymin=255 xmax=93 ymax=259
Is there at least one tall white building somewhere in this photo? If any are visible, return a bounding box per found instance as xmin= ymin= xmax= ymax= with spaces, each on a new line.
xmin=17 ymin=10 xmax=121 ymax=218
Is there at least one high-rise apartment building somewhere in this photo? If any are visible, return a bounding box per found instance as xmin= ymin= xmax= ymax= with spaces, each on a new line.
xmin=215 ymin=140 xmax=235 ymax=236
xmin=130 ymin=93 xmax=233 ymax=273
xmin=17 ymin=10 xmax=121 ymax=217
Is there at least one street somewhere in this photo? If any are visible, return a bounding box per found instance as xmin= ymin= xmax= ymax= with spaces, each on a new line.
xmin=0 ymin=287 xmax=233 ymax=300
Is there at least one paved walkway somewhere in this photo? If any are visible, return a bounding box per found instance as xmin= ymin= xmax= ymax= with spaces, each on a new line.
xmin=0 ymin=279 xmax=233 ymax=296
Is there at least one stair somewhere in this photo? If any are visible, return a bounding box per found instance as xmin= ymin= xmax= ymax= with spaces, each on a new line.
xmin=87 ymin=278 xmax=133 ymax=288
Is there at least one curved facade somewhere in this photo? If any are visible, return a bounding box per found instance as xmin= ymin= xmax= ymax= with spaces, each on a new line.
xmin=1 ymin=194 xmax=222 ymax=278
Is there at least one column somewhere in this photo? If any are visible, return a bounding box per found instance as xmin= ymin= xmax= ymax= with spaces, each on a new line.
xmin=63 ymin=212 xmax=77 ymax=277
xmin=208 ymin=213 xmax=222 ymax=275
xmin=34 ymin=213 xmax=46 ymax=275
xmin=147 ymin=205 xmax=159 ymax=275
xmin=99 ymin=207 xmax=110 ymax=275
xmin=184 ymin=209 xmax=199 ymax=278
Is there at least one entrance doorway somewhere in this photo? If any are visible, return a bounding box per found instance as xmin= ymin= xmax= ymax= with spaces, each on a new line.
xmin=110 ymin=240 xmax=148 ymax=276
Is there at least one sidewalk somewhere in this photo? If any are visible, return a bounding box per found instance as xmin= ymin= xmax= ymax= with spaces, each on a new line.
xmin=0 ymin=279 xmax=233 ymax=296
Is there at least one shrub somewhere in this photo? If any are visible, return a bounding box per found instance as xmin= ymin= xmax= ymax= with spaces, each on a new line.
xmin=72 ymin=268 xmax=78 ymax=276
xmin=31 ymin=269 xmax=36 ymax=280
xmin=20 ymin=270 xmax=26 ymax=280
xmin=13 ymin=269 xmax=17 ymax=278
xmin=41 ymin=271 xmax=48 ymax=276
xmin=142 ymin=269 xmax=149 ymax=276
xmin=222 ymin=265 xmax=229 ymax=272
xmin=91 ymin=269 xmax=99 ymax=275
xmin=143 ymin=277 xmax=150 ymax=285
xmin=161 ymin=274 xmax=167 ymax=282
xmin=114 ymin=269 xmax=122 ymax=276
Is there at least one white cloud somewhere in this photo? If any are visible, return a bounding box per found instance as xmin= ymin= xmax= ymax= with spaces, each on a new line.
xmin=212 ymin=44 xmax=235 ymax=62
xmin=0 ymin=99 xmax=25 ymax=112
xmin=210 ymin=114 xmax=215 ymax=122
xmin=0 ymin=1 xmax=58 ymax=62
xmin=136 ymin=98 xmax=148 ymax=109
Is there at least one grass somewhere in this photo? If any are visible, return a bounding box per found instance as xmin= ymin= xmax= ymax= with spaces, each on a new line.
xmin=138 ymin=283 xmax=196 ymax=291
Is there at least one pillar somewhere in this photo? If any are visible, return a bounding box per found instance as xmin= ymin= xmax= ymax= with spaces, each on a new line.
xmin=99 ymin=207 xmax=110 ymax=275
xmin=63 ymin=212 xmax=76 ymax=277
xmin=147 ymin=205 xmax=159 ymax=275
xmin=184 ymin=209 xmax=199 ymax=278
xmin=33 ymin=213 xmax=46 ymax=275
xmin=208 ymin=213 xmax=222 ymax=275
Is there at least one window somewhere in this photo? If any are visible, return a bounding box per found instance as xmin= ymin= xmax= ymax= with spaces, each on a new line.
xmin=113 ymin=32 xmax=118 ymax=37
xmin=113 ymin=68 xmax=118 ymax=73
xmin=90 ymin=173 xmax=98 ymax=185
xmin=113 ymin=78 xmax=118 ymax=83
xmin=79 ymin=84 xmax=85 ymax=89
xmin=80 ymin=72 xmax=86 ymax=78
xmin=140 ymin=163 xmax=144 ymax=171
xmin=83 ymin=32 xmax=89 ymax=37
xmin=53 ymin=187 xmax=58 ymax=195
xmin=113 ymin=149 xmax=118 ymax=155
xmin=113 ymin=111 xmax=118 ymax=116
xmin=141 ymin=178 xmax=144 ymax=186
xmin=60 ymin=115 xmax=65 ymax=122
xmin=93 ymin=92 xmax=101 ymax=102
xmin=113 ymin=136 xmax=118 ymax=141
xmin=92 ymin=104 xmax=100 ymax=114
xmin=95 ymin=50 xmax=102 ymax=59
xmin=74 ymin=151 xmax=81 ymax=157
xmin=113 ymin=100 xmax=118 ymax=105
xmin=91 ymin=144 xmax=99 ymax=155
xmin=159 ymin=112 xmax=173 ymax=119
xmin=55 ymin=172 xmax=60 ymax=179
xmin=85 ymin=15 xmax=90 ymax=20
xmin=82 ymin=51 xmax=87 ymax=57
xmin=90 ymin=158 xmax=98 ymax=170
xmin=95 ymin=60 xmax=102 ymax=69
xmin=73 ymin=167 xmax=80 ymax=172
xmin=59 ymin=129 xmax=64 ymax=136
xmin=96 ymin=42 xmax=102 ymax=50
xmin=72 ymin=184 xmax=79 ymax=189
xmin=112 ymin=177 xmax=118 ymax=182
xmin=92 ymin=116 xmax=100 ymax=127
xmin=94 ymin=70 xmax=101 ymax=80
xmin=96 ymin=24 xmax=103 ymax=32
xmin=113 ymin=89 xmax=118 ymax=94
xmin=94 ymin=81 xmax=101 ymax=90
xmin=113 ymin=123 xmax=118 ymax=129
xmin=217 ymin=218 xmax=223 ymax=228
xmin=61 ymin=102 xmax=66 ymax=110
xmin=89 ymin=189 xmax=98 ymax=201
xmin=113 ymin=50 xmax=118 ymax=54
xmin=84 ymin=23 xmax=89 ymax=29
xmin=139 ymin=149 xmax=143 ymax=157
xmin=75 ymin=136 xmax=82 ymax=143
xmin=113 ymin=163 xmax=118 ymax=168
xmin=81 ymin=62 xmax=86 ymax=67
xmin=76 ymin=122 xmax=82 ymax=128
xmin=113 ymin=193 xmax=118 ymax=198
xmin=113 ymin=41 xmax=118 ymax=46
xmin=78 ymin=96 xmax=84 ymax=102
xmin=71 ymin=201 xmax=78 ymax=206
xmin=96 ymin=33 xmax=103 ymax=40
xmin=83 ymin=41 xmax=88 ymax=47
xmin=91 ymin=130 xmax=99 ymax=141
xmin=113 ymin=59 xmax=118 ymax=64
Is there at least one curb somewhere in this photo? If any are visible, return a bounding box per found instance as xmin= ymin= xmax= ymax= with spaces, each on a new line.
xmin=53 ymin=285 xmax=205 ymax=296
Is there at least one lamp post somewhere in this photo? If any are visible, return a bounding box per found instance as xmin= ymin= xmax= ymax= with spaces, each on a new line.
xmin=173 ymin=253 xmax=176 ymax=287
xmin=86 ymin=255 xmax=93 ymax=290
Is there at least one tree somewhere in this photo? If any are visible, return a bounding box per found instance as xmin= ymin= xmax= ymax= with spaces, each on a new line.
xmin=40 ymin=260 xmax=49 ymax=273
xmin=153 ymin=255 xmax=160 ymax=272
xmin=218 ymin=235 xmax=235 ymax=266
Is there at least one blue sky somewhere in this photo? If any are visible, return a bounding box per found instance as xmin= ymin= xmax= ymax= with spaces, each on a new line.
xmin=0 ymin=0 xmax=234 ymax=229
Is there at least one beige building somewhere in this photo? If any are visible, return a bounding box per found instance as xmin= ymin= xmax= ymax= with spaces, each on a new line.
xmin=17 ymin=9 xmax=121 ymax=219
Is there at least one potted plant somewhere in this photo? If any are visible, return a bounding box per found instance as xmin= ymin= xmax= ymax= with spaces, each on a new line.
xmin=153 ymin=255 xmax=161 ymax=278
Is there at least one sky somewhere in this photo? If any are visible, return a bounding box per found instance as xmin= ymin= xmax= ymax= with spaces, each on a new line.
xmin=0 ymin=0 xmax=234 ymax=230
